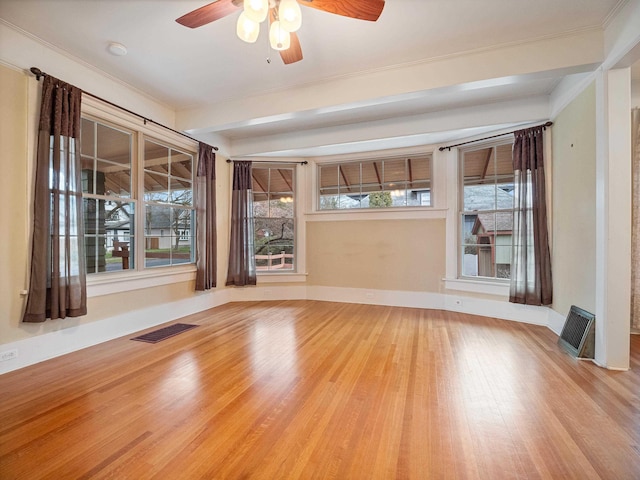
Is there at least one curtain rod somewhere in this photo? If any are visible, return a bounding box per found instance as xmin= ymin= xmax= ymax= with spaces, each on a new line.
xmin=438 ymin=121 xmax=553 ymax=152
xmin=227 ymin=159 xmax=308 ymax=165
xmin=29 ymin=67 xmax=218 ymax=152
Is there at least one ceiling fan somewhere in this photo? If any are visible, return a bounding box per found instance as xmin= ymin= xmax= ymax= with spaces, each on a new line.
xmin=176 ymin=0 xmax=385 ymax=65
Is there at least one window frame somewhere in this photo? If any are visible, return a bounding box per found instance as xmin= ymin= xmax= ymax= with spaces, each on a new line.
xmin=458 ymin=140 xmax=515 ymax=283
xmin=80 ymin=96 xmax=198 ymax=296
xmin=442 ymin=137 xmax=514 ymax=296
xmin=251 ymin=162 xmax=297 ymax=274
xmin=316 ymin=153 xmax=432 ymax=212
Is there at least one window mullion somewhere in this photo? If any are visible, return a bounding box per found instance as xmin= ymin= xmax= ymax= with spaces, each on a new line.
xmin=135 ymin=131 xmax=144 ymax=272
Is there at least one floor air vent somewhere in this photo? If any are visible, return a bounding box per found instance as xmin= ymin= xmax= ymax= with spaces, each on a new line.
xmin=558 ymin=305 xmax=595 ymax=359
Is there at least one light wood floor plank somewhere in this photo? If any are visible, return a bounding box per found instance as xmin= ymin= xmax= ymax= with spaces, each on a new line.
xmin=1 ymin=300 xmax=639 ymax=479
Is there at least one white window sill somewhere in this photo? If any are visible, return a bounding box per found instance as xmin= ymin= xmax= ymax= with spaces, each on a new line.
xmin=87 ymin=265 xmax=197 ymax=297
xmin=443 ymin=277 xmax=510 ymax=297
xmin=305 ymin=208 xmax=447 ymax=222
xmin=257 ymin=272 xmax=308 ymax=283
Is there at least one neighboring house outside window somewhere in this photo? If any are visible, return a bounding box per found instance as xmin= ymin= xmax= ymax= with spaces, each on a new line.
xmin=80 ymin=116 xmax=196 ymax=274
xmin=460 ymin=142 xmax=514 ymax=280
xmin=317 ymin=155 xmax=431 ymax=210
xmin=252 ymin=164 xmax=296 ymax=272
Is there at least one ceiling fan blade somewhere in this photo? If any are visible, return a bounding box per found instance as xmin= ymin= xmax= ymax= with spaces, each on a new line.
xmin=280 ymin=32 xmax=303 ymax=64
xmin=176 ymin=0 xmax=241 ymax=28
xmin=298 ymin=0 xmax=385 ymax=21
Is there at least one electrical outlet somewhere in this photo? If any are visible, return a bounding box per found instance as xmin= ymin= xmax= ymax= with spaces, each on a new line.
xmin=0 ymin=349 xmax=18 ymax=362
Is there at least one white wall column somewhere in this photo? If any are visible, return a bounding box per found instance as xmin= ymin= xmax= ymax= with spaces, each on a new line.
xmin=594 ymin=67 xmax=632 ymax=369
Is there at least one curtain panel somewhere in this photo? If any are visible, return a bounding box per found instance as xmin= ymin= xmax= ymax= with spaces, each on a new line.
xmin=631 ymin=108 xmax=640 ymax=330
xmin=23 ymin=75 xmax=87 ymax=322
xmin=195 ymin=143 xmax=217 ymax=291
xmin=226 ymin=161 xmax=256 ymax=286
xmin=509 ymin=125 xmax=553 ymax=306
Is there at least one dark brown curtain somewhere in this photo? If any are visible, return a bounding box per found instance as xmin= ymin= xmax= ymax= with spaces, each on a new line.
xmin=509 ymin=125 xmax=552 ymax=306
xmin=226 ymin=161 xmax=256 ymax=286
xmin=195 ymin=143 xmax=217 ymax=290
xmin=23 ymin=75 xmax=87 ymax=322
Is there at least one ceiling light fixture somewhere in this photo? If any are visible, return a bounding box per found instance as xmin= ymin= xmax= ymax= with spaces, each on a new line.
xmin=237 ymin=0 xmax=301 ymax=51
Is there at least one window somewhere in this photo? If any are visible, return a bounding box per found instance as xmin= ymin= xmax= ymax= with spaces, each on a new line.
xmin=460 ymin=142 xmax=514 ymax=280
xmin=80 ymin=116 xmax=195 ymax=274
xmin=142 ymin=139 xmax=194 ymax=268
xmin=318 ymin=155 xmax=431 ymax=210
xmin=252 ymin=164 xmax=295 ymax=272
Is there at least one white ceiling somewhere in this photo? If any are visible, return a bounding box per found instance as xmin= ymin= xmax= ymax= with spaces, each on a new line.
xmin=0 ymin=0 xmax=628 ymax=156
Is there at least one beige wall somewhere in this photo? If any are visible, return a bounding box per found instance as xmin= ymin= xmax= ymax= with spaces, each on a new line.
xmin=0 ymin=65 xmax=30 ymax=344
xmin=306 ymin=219 xmax=445 ymax=292
xmin=551 ymin=81 xmax=597 ymax=316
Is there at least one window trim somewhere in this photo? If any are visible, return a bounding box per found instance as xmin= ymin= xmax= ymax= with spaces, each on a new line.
xmin=457 ymin=138 xmax=514 ymax=283
xmin=251 ymin=162 xmax=298 ymax=275
xmin=81 ymin=96 xmax=198 ymax=295
xmin=442 ymin=136 xmax=518 ymax=297
xmin=310 ymin=146 xmax=438 ymax=215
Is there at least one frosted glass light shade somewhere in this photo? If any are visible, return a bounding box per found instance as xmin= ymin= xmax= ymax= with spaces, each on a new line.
xmin=279 ymin=0 xmax=302 ymax=32
xmin=243 ymin=0 xmax=269 ymax=23
xmin=269 ymin=21 xmax=291 ymax=50
xmin=237 ymin=12 xmax=260 ymax=43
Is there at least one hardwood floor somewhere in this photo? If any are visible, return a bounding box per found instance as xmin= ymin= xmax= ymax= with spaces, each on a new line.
xmin=1 ymin=301 xmax=640 ymax=479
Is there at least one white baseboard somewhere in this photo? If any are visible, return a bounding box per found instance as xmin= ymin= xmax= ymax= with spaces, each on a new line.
xmin=306 ymin=286 xmax=446 ymax=310
xmin=444 ymin=294 xmax=550 ymax=327
xmin=226 ymin=284 xmax=308 ymax=303
xmin=1 ymin=285 xmax=558 ymax=375
xmin=547 ymin=307 xmax=567 ymax=336
xmin=0 ymin=289 xmax=231 ymax=375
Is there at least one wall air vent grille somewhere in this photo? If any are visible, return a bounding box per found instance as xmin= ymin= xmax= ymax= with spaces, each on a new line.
xmin=558 ymin=305 xmax=595 ymax=359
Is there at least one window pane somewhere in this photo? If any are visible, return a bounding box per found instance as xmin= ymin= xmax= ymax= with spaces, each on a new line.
xmin=84 ymin=199 xmax=134 ymax=273
xmin=319 ymin=165 xmax=339 ymax=190
xmin=171 ymin=150 xmax=192 ymax=180
xmin=144 ymin=204 xmax=171 ymax=268
xmin=172 ymin=206 xmax=193 ymax=265
xmin=317 ymin=155 xmax=431 ymax=210
xmin=269 ymin=198 xmax=294 ymax=217
xmin=97 ymin=160 xmax=131 ymax=197
xmin=255 ymin=217 xmax=294 ymax=271
xmin=81 ymin=119 xmax=132 ymax=198
xmin=407 ymin=183 xmax=430 ymax=206
xmin=97 ymin=124 xmax=131 ymax=164
xmin=81 ymin=156 xmax=95 ymax=194
xmin=463 ymin=147 xmax=494 ymax=185
xmin=144 ymin=172 xmax=169 ymax=203
xmin=144 ymin=204 xmax=193 ymax=268
xmin=382 ymin=158 xmax=406 ymax=183
xmin=170 ymin=180 xmax=192 ymax=207
xmin=142 ymin=141 xmax=194 ymax=269
xmin=270 ymin=168 xmax=293 ymax=195
xmin=368 ymin=191 xmax=392 ymax=208
xmin=464 ymin=184 xmax=497 ymax=211
xmin=409 ymin=156 xmax=430 ymax=182
xmin=144 ymin=141 xmax=169 ymax=174
xmin=340 ymin=162 xmax=361 ymax=193
xmin=460 ymin=143 xmax=514 ymax=280
xmin=253 ymin=165 xmax=296 ymax=272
